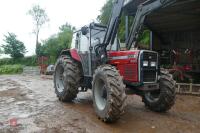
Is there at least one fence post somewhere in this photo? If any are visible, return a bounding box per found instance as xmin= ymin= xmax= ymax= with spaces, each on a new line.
xmin=189 ymin=83 xmax=193 ymax=93
xmin=177 ymin=84 xmax=179 ymax=93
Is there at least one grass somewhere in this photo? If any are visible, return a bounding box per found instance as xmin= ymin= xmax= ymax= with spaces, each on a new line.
xmin=0 ymin=56 xmax=37 ymax=66
xmin=0 ymin=64 xmax=23 ymax=75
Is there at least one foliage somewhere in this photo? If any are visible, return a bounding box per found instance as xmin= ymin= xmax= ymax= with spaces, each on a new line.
xmin=0 ymin=64 xmax=23 ymax=75
xmin=36 ymin=43 xmax=42 ymax=57
xmin=0 ymin=48 xmax=3 ymax=57
xmin=28 ymin=5 xmax=49 ymax=33
xmin=138 ymin=30 xmax=150 ymax=47
xmin=97 ymin=0 xmax=113 ymax=25
xmin=0 ymin=56 xmax=37 ymax=66
xmin=58 ymin=24 xmax=75 ymax=48
xmin=38 ymin=23 xmax=74 ymax=63
xmin=2 ymin=33 xmax=27 ymax=59
xmin=98 ymin=0 xmax=126 ymax=41
xmin=97 ymin=0 xmax=150 ymax=46
xmin=28 ymin=4 xmax=49 ymax=55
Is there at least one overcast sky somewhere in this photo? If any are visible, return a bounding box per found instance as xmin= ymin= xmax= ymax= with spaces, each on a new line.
xmin=0 ymin=0 xmax=106 ymax=57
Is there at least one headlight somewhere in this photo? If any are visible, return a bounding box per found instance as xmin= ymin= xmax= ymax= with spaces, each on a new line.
xmin=143 ymin=61 xmax=148 ymax=67
xmin=150 ymin=62 xmax=156 ymax=67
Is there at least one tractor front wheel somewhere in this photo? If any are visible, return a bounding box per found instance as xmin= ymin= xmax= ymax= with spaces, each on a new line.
xmin=92 ymin=65 xmax=127 ymax=122
xmin=143 ymin=72 xmax=176 ymax=112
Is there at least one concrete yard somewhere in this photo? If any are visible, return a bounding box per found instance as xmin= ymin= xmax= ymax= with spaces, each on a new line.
xmin=0 ymin=75 xmax=200 ymax=133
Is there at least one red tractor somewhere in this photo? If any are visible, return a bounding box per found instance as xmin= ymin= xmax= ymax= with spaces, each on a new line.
xmin=54 ymin=0 xmax=176 ymax=122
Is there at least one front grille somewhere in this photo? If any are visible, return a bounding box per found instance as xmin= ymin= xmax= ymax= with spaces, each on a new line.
xmin=124 ymin=64 xmax=137 ymax=80
xmin=143 ymin=70 xmax=157 ymax=82
xmin=141 ymin=51 xmax=158 ymax=82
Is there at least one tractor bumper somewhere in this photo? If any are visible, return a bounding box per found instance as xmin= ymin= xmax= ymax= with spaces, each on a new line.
xmin=125 ymin=82 xmax=159 ymax=95
xmin=140 ymin=83 xmax=159 ymax=91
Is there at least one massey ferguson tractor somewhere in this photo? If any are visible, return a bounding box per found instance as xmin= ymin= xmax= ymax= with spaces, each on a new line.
xmin=54 ymin=0 xmax=176 ymax=122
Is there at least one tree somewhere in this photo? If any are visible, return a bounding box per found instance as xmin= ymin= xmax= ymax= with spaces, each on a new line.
xmin=98 ymin=0 xmax=150 ymax=46
xmin=97 ymin=0 xmax=113 ymax=25
xmin=97 ymin=0 xmax=127 ymax=41
xmin=38 ymin=23 xmax=74 ymax=63
xmin=57 ymin=23 xmax=75 ymax=48
xmin=2 ymin=33 xmax=27 ymax=59
xmin=28 ymin=5 xmax=49 ymax=56
xmin=0 ymin=48 xmax=2 ymax=54
xmin=0 ymin=48 xmax=3 ymax=57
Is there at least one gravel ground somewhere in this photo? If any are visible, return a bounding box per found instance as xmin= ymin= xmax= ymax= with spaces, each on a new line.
xmin=0 ymin=74 xmax=200 ymax=133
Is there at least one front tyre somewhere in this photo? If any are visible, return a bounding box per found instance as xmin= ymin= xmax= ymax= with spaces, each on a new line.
xmin=54 ymin=56 xmax=81 ymax=102
xmin=143 ymin=72 xmax=176 ymax=112
xmin=92 ymin=65 xmax=127 ymax=122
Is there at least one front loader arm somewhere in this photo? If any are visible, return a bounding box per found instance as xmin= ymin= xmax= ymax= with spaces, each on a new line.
xmin=96 ymin=0 xmax=125 ymax=64
xmin=103 ymin=0 xmax=125 ymax=46
xmin=126 ymin=0 xmax=176 ymax=50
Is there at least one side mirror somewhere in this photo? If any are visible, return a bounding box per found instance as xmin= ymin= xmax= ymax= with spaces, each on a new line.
xmin=81 ymin=26 xmax=88 ymax=35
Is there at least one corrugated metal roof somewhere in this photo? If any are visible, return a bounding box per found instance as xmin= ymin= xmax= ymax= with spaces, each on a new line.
xmin=123 ymin=0 xmax=200 ymax=32
xmin=146 ymin=0 xmax=200 ymax=32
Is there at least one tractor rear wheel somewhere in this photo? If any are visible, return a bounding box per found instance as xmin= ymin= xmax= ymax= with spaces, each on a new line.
xmin=143 ymin=72 xmax=176 ymax=112
xmin=92 ymin=65 xmax=127 ymax=122
xmin=54 ymin=56 xmax=81 ymax=102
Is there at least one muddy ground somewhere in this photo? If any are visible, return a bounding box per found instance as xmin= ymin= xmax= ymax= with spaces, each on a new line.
xmin=0 ymin=75 xmax=200 ymax=133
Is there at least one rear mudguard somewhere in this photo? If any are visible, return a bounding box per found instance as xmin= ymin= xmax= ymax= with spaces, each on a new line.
xmin=60 ymin=49 xmax=81 ymax=62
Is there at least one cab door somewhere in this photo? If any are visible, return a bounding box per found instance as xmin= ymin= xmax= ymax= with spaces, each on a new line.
xmin=74 ymin=31 xmax=91 ymax=77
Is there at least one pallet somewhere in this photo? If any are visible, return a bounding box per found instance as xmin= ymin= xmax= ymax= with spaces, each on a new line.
xmin=176 ymin=83 xmax=200 ymax=96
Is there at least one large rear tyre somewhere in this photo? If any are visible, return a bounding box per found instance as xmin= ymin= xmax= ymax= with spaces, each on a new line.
xmin=54 ymin=56 xmax=81 ymax=102
xmin=92 ymin=65 xmax=127 ymax=122
xmin=143 ymin=72 xmax=176 ymax=112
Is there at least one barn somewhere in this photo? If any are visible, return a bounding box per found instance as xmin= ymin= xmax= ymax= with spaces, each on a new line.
xmin=123 ymin=0 xmax=200 ymax=84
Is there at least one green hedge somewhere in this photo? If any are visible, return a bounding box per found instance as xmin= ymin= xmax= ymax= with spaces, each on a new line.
xmin=0 ymin=56 xmax=37 ymax=66
xmin=0 ymin=65 xmax=23 ymax=74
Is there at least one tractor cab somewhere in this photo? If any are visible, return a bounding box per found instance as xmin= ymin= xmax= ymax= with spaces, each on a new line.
xmin=71 ymin=23 xmax=120 ymax=77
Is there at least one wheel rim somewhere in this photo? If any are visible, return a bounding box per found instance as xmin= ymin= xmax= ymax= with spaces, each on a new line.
xmin=145 ymin=89 xmax=160 ymax=102
xmin=55 ymin=64 xmax=65 ymax=93
xmin=94 ymin=78 xmax=107 ymax=110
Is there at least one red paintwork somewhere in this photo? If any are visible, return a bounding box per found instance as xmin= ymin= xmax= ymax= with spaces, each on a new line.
xmin=183 ymin=65 xmax=192 ymax=71
xmin=169 ymin=65 xmax=192 ymax=81
xmin=70 ymin=49 xmax=81 ymax=61
xmin=38 ymin=56 xmax=49 ymax=74
xmin=108 ymin=50 xmax=140 ymax=82
xmin=64 ymin=48 xmax=141 ymax=83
